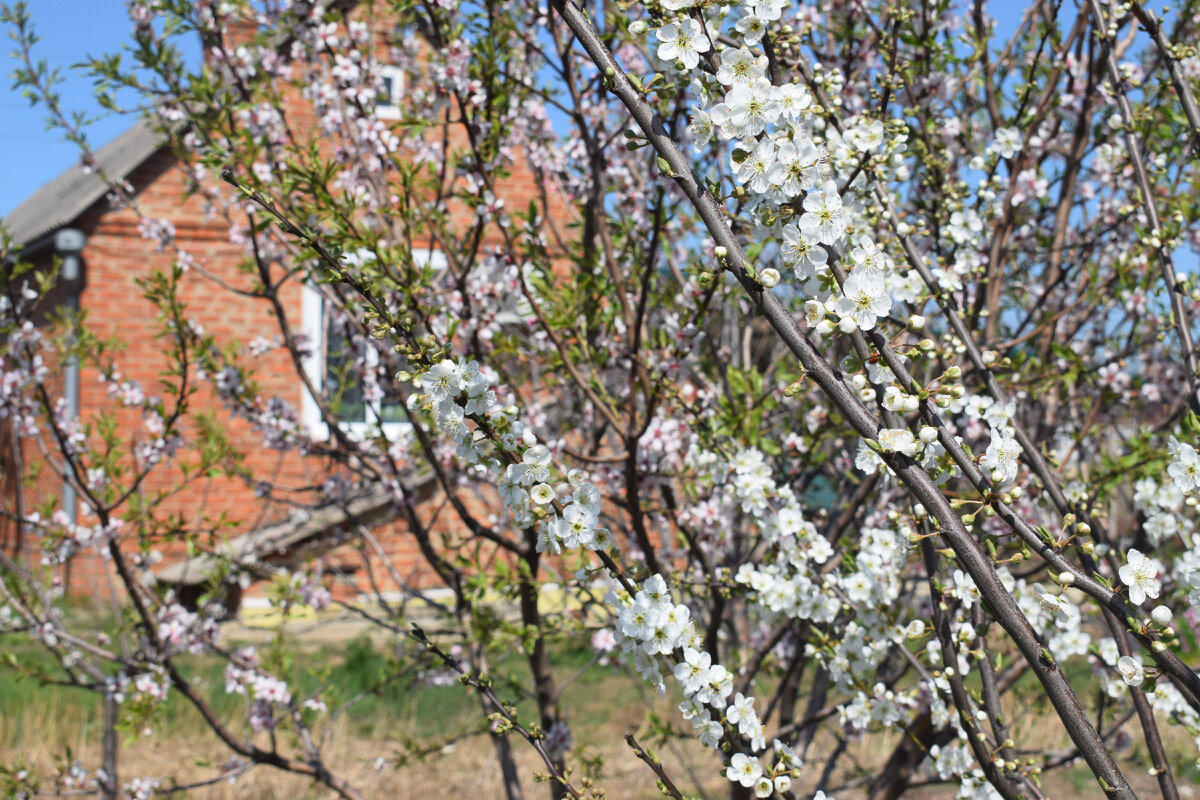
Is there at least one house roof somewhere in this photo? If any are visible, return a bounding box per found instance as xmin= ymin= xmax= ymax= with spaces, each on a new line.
xmin=2 ymin=118 xmax=166 ymax=249
xmin=152 ymin=484 xmax=399 ymax=587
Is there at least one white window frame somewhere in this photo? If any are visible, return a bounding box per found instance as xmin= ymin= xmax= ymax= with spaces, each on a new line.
xmin=300 ymin=249 xmax=446 ymax=441
xmin=376 ymin=64 xmax=405 ymax=120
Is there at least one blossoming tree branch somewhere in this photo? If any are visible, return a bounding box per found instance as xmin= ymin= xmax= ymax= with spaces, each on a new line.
xmin=2 ymin=0 xmax=1200 ymax=799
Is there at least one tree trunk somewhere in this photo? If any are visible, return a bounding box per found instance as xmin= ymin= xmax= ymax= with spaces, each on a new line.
xmin=101 ymin=690 xmax=119 ymax=800
xmin=519 ymin=538 xmax=566 ymax=800
xmin=868 ymin=707 xmax=954 ymax=800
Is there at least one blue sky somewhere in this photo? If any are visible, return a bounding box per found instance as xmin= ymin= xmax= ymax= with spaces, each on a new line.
xmin=0 ymin=1 xmax=1026 ymax=218
xmin=0 ymin=0 xmax=200 ymax=217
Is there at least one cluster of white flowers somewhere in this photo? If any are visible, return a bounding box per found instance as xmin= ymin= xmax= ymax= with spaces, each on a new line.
xmin=856 ymin=425 xmax=946 ymax=478
xmin=606 ymin=572 xmax=800 ymax=796
xmin=989 ymin=127 xmax=1022 ymax=160
xmin=414 ymin=362 xmax=818 ymax=777
xmin=1167 ymin=436 xmax=1200 ymax=493
xmin=696 ymin=449 xmax=840 ymax=623
xmin=1093 ymin=635 xmax=1199 ymax=751
xmin=838 ymin=680 xmax=919 ymax=732
xmin=110 ymin=666 xmax=171 ymax=706
xmin=122 ymin=776 xmax=161 ymax=800
xmin=693 ymin=443 xmax=934 ymax=772
xmin=1146 ymin=679 xmax=1200 ymax=752
xmin=1133 ymin=462 xmax=1195 ymax=546
xmin=224 ymin=647 xmax=292 ymax=731
xmin=414 ymin=359 xmax=615 ymax=555
xmin=155 ymin=602 xmax=220 ymax=655
xmin=672 ymin=33 xmax=911 ymax=337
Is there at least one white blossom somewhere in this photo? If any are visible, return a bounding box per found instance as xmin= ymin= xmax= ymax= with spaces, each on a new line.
xmin=1119 ymin=549 xmax=1160 ymax=605
xmin=656 ymin=19 xmax=710 ymax=70
xmin=1116 ymin=655 xmax=1144 ymax=687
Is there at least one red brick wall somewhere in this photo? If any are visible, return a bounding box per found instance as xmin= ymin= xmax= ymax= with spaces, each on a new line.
xmin=55 ymin=136 xmax=568 ymax=607
xmin=8 ymin=7 xmax=578 ymax=609
xmin=51 ymin=150 xmax=310 ymax=595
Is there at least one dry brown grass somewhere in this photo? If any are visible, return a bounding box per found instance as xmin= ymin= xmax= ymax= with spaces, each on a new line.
xmin=4 ymin=616 xmax=1198 ymax=799
xmin=5 ymin=687 xmax=1196 ymax=800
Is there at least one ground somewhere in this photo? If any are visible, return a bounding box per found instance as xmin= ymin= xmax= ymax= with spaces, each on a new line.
xmin=2 ymin=607 xmax=1197 ymax=799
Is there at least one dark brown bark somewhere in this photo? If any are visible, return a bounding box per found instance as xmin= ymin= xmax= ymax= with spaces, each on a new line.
xmin=868 ymin=710 xmax=955 ymax=800
xmin=101 ymin=690 xmax=118 ymax=800
xmin=519 ymin=535 xmax=566 ymax=800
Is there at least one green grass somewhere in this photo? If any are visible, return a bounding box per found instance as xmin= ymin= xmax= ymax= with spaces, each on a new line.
xmin=0 ymin=628 xmax=633 ymax=755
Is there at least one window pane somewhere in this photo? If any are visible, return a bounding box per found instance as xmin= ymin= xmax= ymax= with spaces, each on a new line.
xmin=325 ymin=309 xmax=366 ymax=423
xmin=379 ymin=401 xmax=407 ymax=423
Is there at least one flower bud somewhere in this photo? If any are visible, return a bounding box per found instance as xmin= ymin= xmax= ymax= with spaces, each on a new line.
xmin=1056 ymin=571 xmax=1074 ymax=586
xmin=759 ymin=267 xmax=780 ymax=288
xmin=919 ymin=426 xmax=938 ymax=444
xmin=1151 ymin=605 xmax=1173 ymax=625
xmin=629 ymin=20 xmax=647 ymax=34
xmin=909 ymin=315 xmax=926 ymax=329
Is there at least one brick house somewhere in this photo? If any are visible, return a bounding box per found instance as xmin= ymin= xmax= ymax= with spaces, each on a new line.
xmin=0 ymin=14 xmax=566 ymax=613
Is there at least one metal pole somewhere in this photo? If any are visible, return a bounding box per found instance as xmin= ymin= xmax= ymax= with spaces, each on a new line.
xmin=54 ymin=228 xmax=85 ymax=528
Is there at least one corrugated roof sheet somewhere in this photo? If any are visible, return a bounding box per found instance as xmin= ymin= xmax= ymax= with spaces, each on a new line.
xmin=2 ymin=119 xmax=166 ymax=248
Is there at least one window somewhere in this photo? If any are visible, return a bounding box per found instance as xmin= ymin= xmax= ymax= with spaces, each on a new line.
xmin=300 ymin=249 xmax=447 ymax=440
xmin=376 ymin=65 xmax=404 ymax=120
